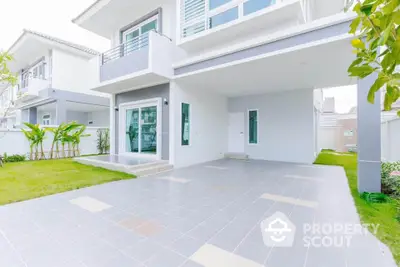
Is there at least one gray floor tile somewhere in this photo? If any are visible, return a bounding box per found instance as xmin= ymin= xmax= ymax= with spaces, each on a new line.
xmin=123 ymin=239 xmax=164 ymax=262
xmin=0 ymin=159 xmax=395 ymax=267
xmin=180 ymin=260 xmax=204 ymax=267
xmin=170 ymin=235 xmax=206 ymax=257
xmin=145 ymin=247 xmax=187 ymax=267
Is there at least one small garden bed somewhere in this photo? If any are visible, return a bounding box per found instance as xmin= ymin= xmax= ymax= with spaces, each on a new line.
xmin=314 ymin=150 xmax=400 ymax=265
xmin=0 ymin=159 xmax=134 ymax=205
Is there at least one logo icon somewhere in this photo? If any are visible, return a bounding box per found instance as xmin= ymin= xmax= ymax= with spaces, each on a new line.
xmin=260 ymin=212 xmax=296 ymax=247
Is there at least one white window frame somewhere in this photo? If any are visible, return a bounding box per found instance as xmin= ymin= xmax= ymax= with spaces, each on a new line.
xmin=118 ymin=98 xmax=163 ymax=160
xmin=247 ymin=109 xmax=259 ymax=145
xmin=31 ymin=61 xmax=46 ymax=80
xmin=42 ymin=114 xmax=51 ymax=125
xmin=122 ymin=14 xmax=159 ymax=45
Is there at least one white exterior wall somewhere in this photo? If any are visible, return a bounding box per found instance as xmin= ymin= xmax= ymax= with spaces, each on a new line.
xmin=228 ymin=89 xmax=315 ymax=164
xmin=318 ymin=126 xmax=340 ymax=151
xmin=170 ymin=82 xmax=228 ymax=168
xmin=381 ymin=118 xmax=400 ymax=162
xmin=88 ymin=110 xmax=110 ymax=127
xmin=51 ymin=49 xmax=103 ymax=96
xmin=0 ymin=127 xmax=106 ymax=157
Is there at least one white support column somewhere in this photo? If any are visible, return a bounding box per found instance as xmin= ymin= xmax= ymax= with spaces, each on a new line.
xmin=110 ymin=94 xmax=116 ymax=155
xmin=357 ymin=74 xmax=381 ymax=193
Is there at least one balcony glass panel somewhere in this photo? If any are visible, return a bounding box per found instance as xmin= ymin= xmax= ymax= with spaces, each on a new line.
xmin=209 ymin=0 xmax=232 ymax=10
xmin=243 ymin=0 xmax=276 ymax=15
xmin=209 ymin=7 xmax=238 ymax=28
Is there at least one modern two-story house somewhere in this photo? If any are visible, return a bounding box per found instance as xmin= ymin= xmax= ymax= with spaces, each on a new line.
xmin=73 ymin=0 xmax=382 ymax=192
xmin=5 ymin=29 xmax=110 ymax=127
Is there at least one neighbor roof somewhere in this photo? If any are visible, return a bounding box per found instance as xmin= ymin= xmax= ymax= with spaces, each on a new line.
xmin=8 ymin=29 xmax=100 ymax=56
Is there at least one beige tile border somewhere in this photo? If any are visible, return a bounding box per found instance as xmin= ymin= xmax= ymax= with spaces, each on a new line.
xmin=191 ymin=244 xmax=263 ymax=267
xmin=260 ymin=193 xmax=319 ymax=208
xmin=69 ymin=196 xmax=112 ymax=213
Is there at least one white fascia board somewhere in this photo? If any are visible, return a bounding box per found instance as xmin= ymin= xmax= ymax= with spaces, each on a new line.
xmin=173 ymin=12 xmax=357 ymax=69
xmin=72 ymin=0 xmax=111 ymax=25
xmin=174 ymin=33 xmax=353 ymax=79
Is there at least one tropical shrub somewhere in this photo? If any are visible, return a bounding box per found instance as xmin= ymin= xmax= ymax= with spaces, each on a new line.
xmin=97 ymin=129 xmax=110 ymax=154
xmin=3 ymin=153 xmax=26 ymax=163
xmin=381 ymin=161 xmax=400 ymax=196
xmin=22 ymin=123 xmax=46 ymax=160
xmin=21 ymin=122 xmax=90 ymax=160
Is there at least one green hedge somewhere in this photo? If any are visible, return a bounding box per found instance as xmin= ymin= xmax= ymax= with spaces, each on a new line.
xmin=381 ymin=162 xmax=400 ymax=197
xmin=2 ymin=153 xmax=26 ymax=163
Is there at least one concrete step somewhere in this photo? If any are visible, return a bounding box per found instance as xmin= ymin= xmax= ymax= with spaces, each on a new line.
xmin=224 ymin=152 xmax=249 ymax=160
xmin=126 ymin=160 xmax=169 ymax=171
xmin=131 ymin=163 xmax=173 ymax=177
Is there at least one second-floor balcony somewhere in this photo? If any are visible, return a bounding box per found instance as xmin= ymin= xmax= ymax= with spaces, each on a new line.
xmin=96 ymin=31 xmax=177 ymax=93
xmin=16 ymin=78 xmax=49 ymax=103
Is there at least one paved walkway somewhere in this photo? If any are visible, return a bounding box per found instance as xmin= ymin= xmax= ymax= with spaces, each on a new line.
xmin=0 ymin=159 xmax=396 ymax=267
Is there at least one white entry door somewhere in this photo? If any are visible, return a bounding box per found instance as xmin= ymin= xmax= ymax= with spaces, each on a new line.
xmin=228 ymin=112 xmax=245 ymax=153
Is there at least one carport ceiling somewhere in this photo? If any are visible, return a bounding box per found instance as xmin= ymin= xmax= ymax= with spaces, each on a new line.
xmin=176 ymin=38 xmax=357 ymax=97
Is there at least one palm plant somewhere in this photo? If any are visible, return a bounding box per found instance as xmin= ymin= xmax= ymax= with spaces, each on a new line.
xmin=46 ymin=123 xmax=66 ymax=159
xmin=22 ymin=123 xmax=46 ymax=160
xmin=21 ymin=127 xmax=36 ymax=160
xmin=71 ymin=125 xmax=90 ymax=157
xmin=60 ymin=121 xmax=82 ymax=158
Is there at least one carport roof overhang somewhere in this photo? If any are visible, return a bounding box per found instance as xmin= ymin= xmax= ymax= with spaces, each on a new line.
xmin=173 ymin=15 xmax=357 ymax=97
xmin=174 ymin=36 xmax=356 ymax=97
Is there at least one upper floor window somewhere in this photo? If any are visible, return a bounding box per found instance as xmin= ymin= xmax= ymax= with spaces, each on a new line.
xmin=121 ymin=15 xmax=159 ymax=54
xmin=209 ymin=0 xmax=231 ymax=10
xmin=181 ymin=0 xmax=278 ymax=38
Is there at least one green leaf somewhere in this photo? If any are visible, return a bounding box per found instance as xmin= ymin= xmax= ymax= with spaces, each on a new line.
xmin=349 ymin=17 xmax=361 ymax=34
xmin=393 ymin=10 xmax=400 ymax=24
xmin=349 ymin=58 xmax=363 ymax=69
xmin=367 ymin=76 xmax=386 ymax=103
xmin=379 ymin=22 xmax=394 ymax=46
xmin=360 ymin=3 xmax=374 ymax=15
xmin=381 ymin=52 xmax=395 ymax=69
xmin=382 ymin=0 xmax=398 ymax=15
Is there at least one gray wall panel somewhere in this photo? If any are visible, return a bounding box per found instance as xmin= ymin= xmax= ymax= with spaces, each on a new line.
xmin=100 ymin=48 xmax=149 ymax=82
xmin=115 ymin=83 xmax=170 ymax=160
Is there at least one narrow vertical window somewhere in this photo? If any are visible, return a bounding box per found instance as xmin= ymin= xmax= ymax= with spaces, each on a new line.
xmin=249 ymin=110 xmax=258 ymax=144
xmin=181 ymin=103 xmax=190 ymax=146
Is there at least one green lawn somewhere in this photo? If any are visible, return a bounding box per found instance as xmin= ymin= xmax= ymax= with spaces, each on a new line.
xmin=314 ymin=151 xmax=400 ymax=265
xmin=0 ymin=159 xmax=134 ymax=205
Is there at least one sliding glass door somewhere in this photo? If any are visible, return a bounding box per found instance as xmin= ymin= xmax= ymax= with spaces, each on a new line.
xmin=124 ymin=105 xmax=157 ymax=155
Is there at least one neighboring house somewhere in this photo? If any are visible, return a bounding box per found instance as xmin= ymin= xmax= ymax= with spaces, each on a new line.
xmin=73 ymin=0 xmax=358 ymax=168
xmin=0 ymin=83 xmax=18 ymax=128
xmin=4 ymin=29 xmax=110 ymax=127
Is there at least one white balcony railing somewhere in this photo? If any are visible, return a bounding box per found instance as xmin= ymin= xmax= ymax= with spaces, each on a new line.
xmin=101 ymin=30 xmax=171 ymax=66
xmin=180 ymin=0 xmax=282 ymax=38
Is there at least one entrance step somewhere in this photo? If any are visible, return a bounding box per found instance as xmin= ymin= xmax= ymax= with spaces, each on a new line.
xmin=126 ymin=160 xmax=169 ymax=171
xmin=224 ymin=152 xmax=249 ymax=160
xmin=130 ymin=162 xmax=173 ymax=177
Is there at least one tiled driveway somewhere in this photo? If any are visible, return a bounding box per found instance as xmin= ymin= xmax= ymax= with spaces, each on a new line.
xmin=0 ymin=159 xmax=396 ymax=267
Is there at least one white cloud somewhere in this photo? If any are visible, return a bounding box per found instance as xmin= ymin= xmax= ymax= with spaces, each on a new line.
xmin=0 ymin=0 xmax=109 ymax=52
